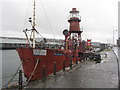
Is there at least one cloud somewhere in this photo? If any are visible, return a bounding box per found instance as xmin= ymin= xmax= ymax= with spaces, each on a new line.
xmin=1 ymin=0 xmax=119 ymax=43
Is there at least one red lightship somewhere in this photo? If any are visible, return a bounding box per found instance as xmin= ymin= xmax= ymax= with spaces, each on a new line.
xmin=16 ymin=1 xmax=86 ymax=82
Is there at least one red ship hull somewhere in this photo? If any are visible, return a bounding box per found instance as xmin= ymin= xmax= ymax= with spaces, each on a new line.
xmin=16 ymin=48 xmax=80 ymax=81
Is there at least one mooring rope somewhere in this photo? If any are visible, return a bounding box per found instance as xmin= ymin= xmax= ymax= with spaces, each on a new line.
xmin=25 ymin=59 xmax=40 ymax=85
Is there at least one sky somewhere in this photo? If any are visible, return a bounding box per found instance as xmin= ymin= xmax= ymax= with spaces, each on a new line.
xmin=1 ymin=0 xmax=120 ymax=44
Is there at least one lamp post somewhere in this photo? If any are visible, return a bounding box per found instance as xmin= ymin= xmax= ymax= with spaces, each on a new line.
xmin=113 ymin=29 xmax=117 ymax=46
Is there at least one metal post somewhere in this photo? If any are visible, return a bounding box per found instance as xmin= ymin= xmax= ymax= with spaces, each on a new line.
xmin=70 ymin=59 xmax=72 ymax=69
xmin=113 ymin=30 xmax=115 ymax=46
xmin=63 ymin=61 xmax=65 ymax=71
xmin=53 ymin=62 xmax=56 ymax=75
xmin=113 ymin=29 xmax=117 ymax=46
xmin=76 ymin=58 xmax=78 ymax=65
xmin=19 ymin=70 xmax=23 ymax=89
xmin=32 ymin=0 xmax=36 ymax=48
xmin=42 ymin=65 xmax=46 ymax=81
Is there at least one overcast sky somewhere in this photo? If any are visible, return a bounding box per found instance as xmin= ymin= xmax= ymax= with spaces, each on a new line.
xmin=1 ymin=0 xmax=120 ymax=43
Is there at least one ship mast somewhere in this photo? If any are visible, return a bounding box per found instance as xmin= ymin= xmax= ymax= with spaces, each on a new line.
xmin=32 ymin=0 xmax=36 ymax=48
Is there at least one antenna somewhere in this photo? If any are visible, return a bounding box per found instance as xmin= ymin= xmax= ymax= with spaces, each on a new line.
xmin=33 ymin=0 xmax=36 ymax=28
xmin=32 ymin=0 xmax=36 ymax=48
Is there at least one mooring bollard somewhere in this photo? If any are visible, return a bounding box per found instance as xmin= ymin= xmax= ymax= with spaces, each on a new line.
xmin=19 ymin=70 xmax=23 ymax=89
xmin=70 ymin=59 xmax=72 ymax=69
xmin=42 ymin=65 xmax=46 ymax=81
xmin=76 ymin=58 xmax=78 ymax=65
xmin=83 ymin=54 xmax=85 ymax=61
xmin=63 ymin=61 xmax=65 ymax=71
xmin=53 ymin=62 xmax=56 ymax=75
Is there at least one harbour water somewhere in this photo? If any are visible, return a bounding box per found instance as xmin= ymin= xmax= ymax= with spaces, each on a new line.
xmin=0 ymin=37 xmax=26 ymax=89
xmin=2 ymin=49 xmax=25 ymax=88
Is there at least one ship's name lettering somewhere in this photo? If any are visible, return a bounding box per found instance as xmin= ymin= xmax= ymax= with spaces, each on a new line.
xmin=33 ymin=49 xmax=47 ymax=56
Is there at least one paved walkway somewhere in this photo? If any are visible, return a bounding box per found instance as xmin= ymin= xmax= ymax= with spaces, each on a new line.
xmin=27 ymin=50 xmax=118 ymax=88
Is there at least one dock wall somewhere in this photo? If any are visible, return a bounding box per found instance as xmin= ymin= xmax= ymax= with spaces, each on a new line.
xmin=0 ymin=43 xmax=26 ymax=49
